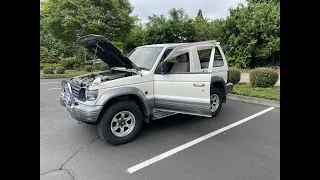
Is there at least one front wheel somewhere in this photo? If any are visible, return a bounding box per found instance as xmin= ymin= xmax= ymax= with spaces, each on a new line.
xmin=210 ymin=87 xmax=223 ymax=117
xmin=97 ymin=100 xmax=143 ymax=145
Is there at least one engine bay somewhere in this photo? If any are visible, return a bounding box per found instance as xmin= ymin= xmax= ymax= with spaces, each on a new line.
xmin=70 ymin=69 xmax=134 ymax=87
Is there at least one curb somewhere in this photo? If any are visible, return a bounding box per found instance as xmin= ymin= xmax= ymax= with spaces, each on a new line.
xmin=227 ymin=94 xmax=280 ymax=108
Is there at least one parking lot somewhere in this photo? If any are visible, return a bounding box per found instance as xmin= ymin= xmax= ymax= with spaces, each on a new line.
xmin=40 ymin=78 xmax=280 ymax=180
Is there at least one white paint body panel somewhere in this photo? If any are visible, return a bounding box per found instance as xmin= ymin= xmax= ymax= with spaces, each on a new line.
xmin=95 ymin=71 xmax=154 ymax=101
xmin=80 ymin=41 xmax=229 ymax=117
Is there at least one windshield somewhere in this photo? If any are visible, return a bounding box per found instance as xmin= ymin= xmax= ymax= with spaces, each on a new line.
xmin=128 ymin=47 xmax=163 ymax=70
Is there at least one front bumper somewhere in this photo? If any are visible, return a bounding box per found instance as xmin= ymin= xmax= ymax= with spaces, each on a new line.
xmin=225 ymin=83 xmax=234 ymax=95
xmin=59 ymin=93 xmax=103 ymax=123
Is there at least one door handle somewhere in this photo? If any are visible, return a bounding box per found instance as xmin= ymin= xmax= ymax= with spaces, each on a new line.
xmin=193 ymin=83 xmax=205 ymax=87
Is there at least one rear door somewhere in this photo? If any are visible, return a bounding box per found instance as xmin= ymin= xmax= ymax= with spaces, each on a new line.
xmin=208 ymin=44 xmax=228 ymax=83
xmin=153 ymin=41 xmax=216 ymax=117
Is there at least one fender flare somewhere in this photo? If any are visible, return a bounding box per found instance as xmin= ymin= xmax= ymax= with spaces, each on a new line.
xmin=95 ymin=87 xmax=152 ymax=116
xmin=210 ymin=76 xmax=226 ymax=97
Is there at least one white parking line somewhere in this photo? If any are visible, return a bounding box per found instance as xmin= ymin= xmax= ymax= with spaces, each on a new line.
xmin=47 ymin=88 xmax=61 ymax=91
xmin=40 ymin=82 xmax=61 ymax=85
xmin=127 ymin=106 xmax=275 ymax=173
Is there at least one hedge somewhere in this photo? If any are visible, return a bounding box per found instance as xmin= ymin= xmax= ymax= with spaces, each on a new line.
xmin=249 ymin=68 xmax=279 ymax=88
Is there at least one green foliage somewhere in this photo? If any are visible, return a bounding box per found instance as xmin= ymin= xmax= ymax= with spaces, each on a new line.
xmin=40 ymin=0 xmax=280 ymax=70
xmin=196 ymin=9 xmax=204 ymax=19
xmin=247 ymin=0 xmax=279 ymax=3
xmin=144 ymin=8 xmax=196 ymax=44
xmin=40 ymin=57 xmax=59 ymax=63
xmin=61 ymin=57 xmax=77 ymax=69
xmin=40 ymin=20 xmax=75 ymax=60
xmin=43 ymin=67 xmax=55 ymax=74
xmin=223 ymin=1 xmax=280 ymax=68
xmin=84 ymin=65 xmax=92 ymax=72
xmin=229 ymin=68 xmax=241 ymax=84
xmin=40 ymin=63 xmax=61 ymax=69
xmin=123 ymin=25 xmax=146 ymax=53
xmin=40 ymin=0 xmax=136 ymax=43
xmin=232 ymin=82 xmax=280 ymax=101
xmin=249 ymin=68 xmax=279 ymax=87
xmin=40 ymin=71 xmax=88 ymax=78
xmin=94 ymin=63 xmax=109 ymax=71
xmin=55 ymin=67 xmax=66 ymax=74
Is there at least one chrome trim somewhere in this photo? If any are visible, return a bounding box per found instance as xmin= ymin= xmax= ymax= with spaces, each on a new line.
xmin=59 ymin=93 xmax=103 ymax=123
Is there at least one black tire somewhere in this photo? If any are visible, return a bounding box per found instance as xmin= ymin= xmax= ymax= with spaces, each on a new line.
xmin=210 ymin=87 xmax=223 ymax=117
xmin=97 ymin=100 xmax=143 ymax=145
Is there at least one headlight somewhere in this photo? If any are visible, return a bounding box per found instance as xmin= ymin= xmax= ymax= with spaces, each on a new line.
xmin=85 ymin=89 xmax=99 ymax=101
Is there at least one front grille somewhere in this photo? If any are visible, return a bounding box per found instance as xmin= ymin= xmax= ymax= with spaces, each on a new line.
xmin=69 ymin=82 xmax=86 ymax=101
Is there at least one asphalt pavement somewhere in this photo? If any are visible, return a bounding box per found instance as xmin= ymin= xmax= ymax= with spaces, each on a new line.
xmin=40 ymin=78 xmax=280 ymax=180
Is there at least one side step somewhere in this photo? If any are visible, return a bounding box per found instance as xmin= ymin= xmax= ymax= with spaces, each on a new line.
xmin=152 ymin=110 xmax=177 ymax=120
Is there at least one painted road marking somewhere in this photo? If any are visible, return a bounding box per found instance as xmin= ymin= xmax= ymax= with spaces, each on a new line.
xmin=47 ymin=88 xmax=61 ymax=91
xmin=40 ymin=82 xmax=61 ymax=85
xmin=127 ymin=107 xmax=275 ymax=173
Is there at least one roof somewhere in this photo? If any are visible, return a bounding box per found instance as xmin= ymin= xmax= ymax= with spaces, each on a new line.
xmin=137 ymin=41 xmax=219 ymax=49
xmin=137 ymin=43 xmax=187 ymax=48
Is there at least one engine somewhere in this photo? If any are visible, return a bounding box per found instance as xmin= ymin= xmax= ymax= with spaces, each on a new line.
xmin=70 ymin=70 xmax=132 ymax=87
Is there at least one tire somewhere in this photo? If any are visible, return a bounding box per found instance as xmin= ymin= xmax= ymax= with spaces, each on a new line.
xmin=210 ymin=87 xmax=223 ymax=117
xmin=97 ymin=100 xmax=143 ymax=145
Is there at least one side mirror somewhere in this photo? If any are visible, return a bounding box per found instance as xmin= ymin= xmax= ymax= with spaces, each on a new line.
xmin=155 ymin=62 xmax=165 ymax=74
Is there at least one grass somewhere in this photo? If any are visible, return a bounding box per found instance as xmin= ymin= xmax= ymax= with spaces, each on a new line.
xmin=40 ymin=71 xmax=88 ymax=78
xmin=40 ymin=63 xmax=62 ymax=69
xmin=231 ymin=82 xmax=280 ymax=101
xmin=40 ymin=70 xmax=104 ymax=78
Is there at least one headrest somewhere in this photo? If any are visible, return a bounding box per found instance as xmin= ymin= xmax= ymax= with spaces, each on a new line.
xmin=176 ymin=54 xmax=188 ymax=62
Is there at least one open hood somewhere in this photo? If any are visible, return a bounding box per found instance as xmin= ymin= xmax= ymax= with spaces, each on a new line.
xmin=77 ymin=35 xmax=138 ymax=71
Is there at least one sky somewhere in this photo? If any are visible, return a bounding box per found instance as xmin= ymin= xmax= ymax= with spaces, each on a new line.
xmin=40 ymin=0 xmax=247 ymax=22
xmin=129 ymin=0 xmax=247 ymax=23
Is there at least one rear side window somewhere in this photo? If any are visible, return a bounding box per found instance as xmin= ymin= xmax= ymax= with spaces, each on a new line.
xmin=197 ymin=47 xmax=224 ymax=69
xmin=198 ymin=49 xmax=211 ymax=69
xmin=213 ymin=47 xmax=224 ymax=67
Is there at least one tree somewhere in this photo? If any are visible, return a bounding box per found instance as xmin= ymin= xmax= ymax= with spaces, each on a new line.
xmin=196 ymin=9 xmax=204 ymax=20
xmin=246 ymin=0 xmax=279 ymax=3
xmin=144 ymin=8 xmax=196 ymax=44
xmin=223 ymin=1 xmax=280 ymax=68
xmin=123 ymin=24 xmax=146 ymax=53
xmin=40 ymin=11 xmax=75 ymax=61
xmin=40 ymin=0 xmax=136 ymax=43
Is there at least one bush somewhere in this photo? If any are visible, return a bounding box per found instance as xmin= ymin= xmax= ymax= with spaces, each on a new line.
xmin=40 ymin=57 xmax=59 ymax=63
xmin=40 ymin=63 xmax=61 ymax=69
xmin=94 ymin=63 xmax=109 ymax=71
xmin=43 ymin=67 xmax=55 ymax=74
xmin=229 ymin=68 xmax=241 ymax=84
xmin=84 ymin=65 xmax=92 ymax=72
xmin=55 ymin=67 xmax=65 ymax=74
xmin=249 ymin=68 xmax=279 ymax=88
xmin=61 ymin=57 xmax=77 ymax=69
xmin=85 ymin=61 xmax=93 ymax=66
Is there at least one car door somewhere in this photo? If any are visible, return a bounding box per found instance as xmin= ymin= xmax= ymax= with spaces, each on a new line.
xmin=208 ymin=44 xmax=228 ymax=83
xmin=153 ymin=41 xmax=216 ymax=117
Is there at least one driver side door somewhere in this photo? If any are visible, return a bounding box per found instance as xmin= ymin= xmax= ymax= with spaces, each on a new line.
xmin=153 ymin=41 xmax=216 ymax=117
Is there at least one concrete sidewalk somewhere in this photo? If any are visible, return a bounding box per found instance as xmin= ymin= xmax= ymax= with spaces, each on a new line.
xmin=240 ymin=73 xmax=280 ymax=86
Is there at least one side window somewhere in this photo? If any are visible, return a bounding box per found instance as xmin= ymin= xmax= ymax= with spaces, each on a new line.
xmin=160 ymin=48 xmax=173 ymax=61
xmin=213 ymin=47 xmax=224 ymax=67
xmin=164 ymin=53 xmax=190 ymax=73
xmin=197 ymin=49 xmax=211 ymax=70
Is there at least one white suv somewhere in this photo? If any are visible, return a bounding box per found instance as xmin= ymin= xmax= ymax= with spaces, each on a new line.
xmin=59 ymin=34 xmax=233 ymax=145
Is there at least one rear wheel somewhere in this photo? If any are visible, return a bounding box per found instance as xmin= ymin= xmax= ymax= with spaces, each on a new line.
xmin=97 ymin=100 xmax=143 ymax=145
xmin=210 ymin=87 xmax=223 ymax=117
